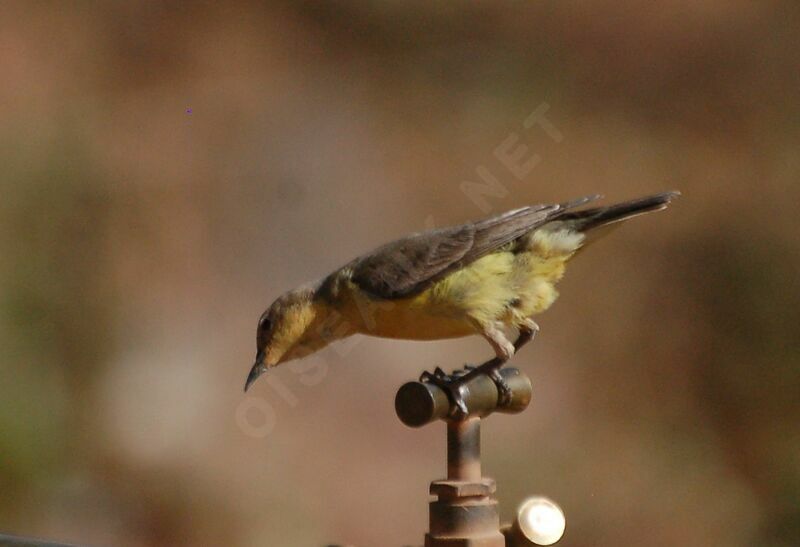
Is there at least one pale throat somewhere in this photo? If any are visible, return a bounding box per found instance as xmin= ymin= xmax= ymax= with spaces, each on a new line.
xmin=283 ymin=299 xmax=355 ymax=361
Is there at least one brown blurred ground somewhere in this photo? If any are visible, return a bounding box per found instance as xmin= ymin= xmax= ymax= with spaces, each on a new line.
xmin=1 ymin=2 xmax=799 ymax=546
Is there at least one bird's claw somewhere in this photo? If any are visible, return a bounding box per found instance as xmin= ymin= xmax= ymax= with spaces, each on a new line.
xmin=418 ymin=363 xmax=513 ymax=419
xmin=450 ymin=384 xmax=469 ymax=419
xmin=487 ymin=367 xmax=512 ymax=407
xmin=419 ymin=366 xmax=449 ymax=383
xmin=419 ymin=368 xmax=470 ymax=420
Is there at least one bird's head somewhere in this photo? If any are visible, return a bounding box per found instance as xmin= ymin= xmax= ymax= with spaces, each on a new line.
xmin=244 ymin=286 xmax=330 ymax=392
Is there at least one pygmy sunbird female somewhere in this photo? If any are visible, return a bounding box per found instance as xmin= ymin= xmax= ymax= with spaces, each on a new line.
xmin=245 ymin=191 xmax=679 ymax=417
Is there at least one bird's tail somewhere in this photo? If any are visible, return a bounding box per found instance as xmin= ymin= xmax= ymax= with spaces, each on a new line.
xmin=559 ymin=191 xmax=680 ymax=232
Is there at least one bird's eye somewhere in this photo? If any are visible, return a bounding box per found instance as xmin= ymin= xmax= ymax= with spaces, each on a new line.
xmin=260 ymin=318 xmax=272 ymax=332
xmin=257 ymin=316 xmax=272 ymax=348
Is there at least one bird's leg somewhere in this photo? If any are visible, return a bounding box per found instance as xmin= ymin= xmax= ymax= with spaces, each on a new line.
xmin=458 ymin=319 xmax=540 ymax=406
xmin=427 ymin=325 xmax=513 ymax=418
xmin=419 ymin=326 xmax=511 ymax=420
xmin=419 ymin=321 xmax=540 ymax=419
xmin=419 ymin=370 xmax=470 ymax=417
xmin=513 ymin=318 xmax=540 ymax=353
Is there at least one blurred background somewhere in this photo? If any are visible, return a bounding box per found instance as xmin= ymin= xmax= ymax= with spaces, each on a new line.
xmin=1 ymin=2 xmax=799 ymax=546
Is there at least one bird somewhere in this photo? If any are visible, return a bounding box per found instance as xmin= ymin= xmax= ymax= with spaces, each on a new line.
xmin=244 ymin=191 xmax=679 ymax=417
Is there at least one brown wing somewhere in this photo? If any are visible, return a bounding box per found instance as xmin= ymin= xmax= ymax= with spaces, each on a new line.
xmin=348 ymin=196 xmax=600 ymax=300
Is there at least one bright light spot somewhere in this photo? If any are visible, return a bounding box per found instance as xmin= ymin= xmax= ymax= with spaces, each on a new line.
xmin=517 ymin=496 xmax=565 ymax=545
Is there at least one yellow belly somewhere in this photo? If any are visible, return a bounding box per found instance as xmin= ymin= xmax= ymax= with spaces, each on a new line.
xmin=340 ymin=228 xmax=582 ymax=340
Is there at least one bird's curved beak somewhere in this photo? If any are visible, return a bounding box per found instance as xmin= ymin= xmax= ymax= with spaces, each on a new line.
xmin=244 ymin=350 xmax=267 ymax=392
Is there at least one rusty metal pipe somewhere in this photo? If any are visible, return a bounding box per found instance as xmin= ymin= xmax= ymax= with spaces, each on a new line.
xmin=395 ymin=367 xmax=532 ymax=427
xmin=447 ymin=418 xmax=481 ymax=481
xmin=395 ymin=366 xmax=535 ymax=546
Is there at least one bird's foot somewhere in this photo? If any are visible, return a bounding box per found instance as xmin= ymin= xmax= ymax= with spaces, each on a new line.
xmin=419 ymin=368 xmax=470 ymax=419
xmin=419 ymin=366 xmax=448 ymax=382
xmin=487 ymin=366 xmax=512 ymax=407
xmin=458 ymin=360 xmax=513 ymax=407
